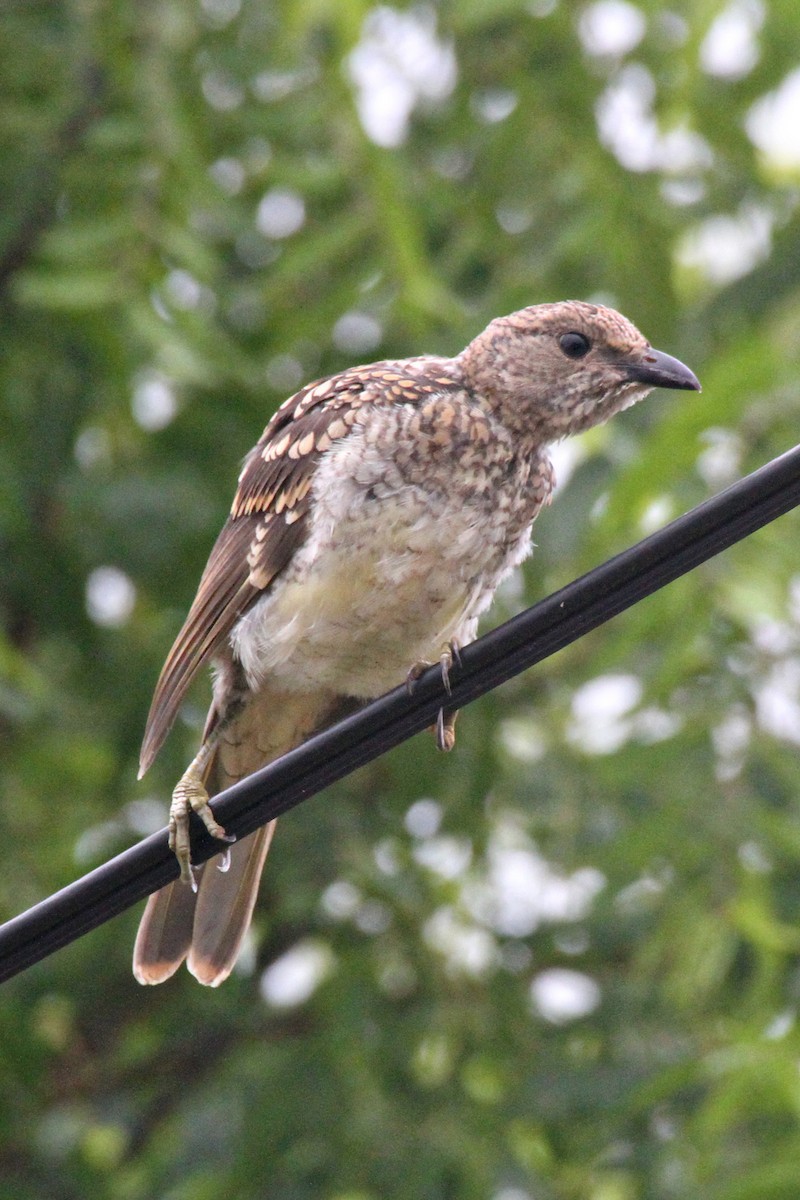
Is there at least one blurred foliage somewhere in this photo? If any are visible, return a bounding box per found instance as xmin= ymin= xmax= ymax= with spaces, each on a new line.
xmin=3 ymin=0 xmax=800 ymax=1196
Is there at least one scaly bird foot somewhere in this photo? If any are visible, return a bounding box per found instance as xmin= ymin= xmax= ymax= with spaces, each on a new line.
xmin=406 ymin=639 xmax=463 ymax=695
xmin=439 ymin=639 xmax=462 ymax=696
xmin=169 ymin=764 xmax=235 ymax=891
xmin=406 ymin=640 xmax=462 ymax=753
xmin=405 ymin=659 xmax=430 ymax=694
xmin=435 ymin=707 xmax=458 ymax=752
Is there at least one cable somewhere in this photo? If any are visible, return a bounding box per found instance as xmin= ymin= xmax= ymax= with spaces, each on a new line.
xmin=1 ymin=442 xmax=799 ymax=984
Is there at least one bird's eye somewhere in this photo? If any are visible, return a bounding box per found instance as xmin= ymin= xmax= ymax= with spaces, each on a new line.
xmin=558 ymin=331 xmax=591 ymax=359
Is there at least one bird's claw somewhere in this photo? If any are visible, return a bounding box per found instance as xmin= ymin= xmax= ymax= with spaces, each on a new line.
xmin=169 ymin=767 xmax=236 ymax=891
xmin=407 ymin=639 xmax=462 ymax=696
xmin=435 ymin=707 xmax=458 ymax=752
xmin=439 ymin=639 xmax=462 ymax=696
xmin=407 ymin=641 xmax=461 ymax=752
xmin=406 ymin=659 xmax=430 ymax=694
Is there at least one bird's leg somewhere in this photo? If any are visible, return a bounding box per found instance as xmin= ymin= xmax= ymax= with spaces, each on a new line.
xmin=169 ymin=731 xmax=235 ymax=890
xmin=407 ymin=640 xmax=462 ymax=752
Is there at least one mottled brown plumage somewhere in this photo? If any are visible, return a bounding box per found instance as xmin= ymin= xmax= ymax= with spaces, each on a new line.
xmin=133 ymin=300 xmax=699 ymax=986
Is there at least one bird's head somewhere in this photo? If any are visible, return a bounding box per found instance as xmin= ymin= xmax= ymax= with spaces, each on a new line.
xmin=459 ymin=300 xmax=700 ymax=441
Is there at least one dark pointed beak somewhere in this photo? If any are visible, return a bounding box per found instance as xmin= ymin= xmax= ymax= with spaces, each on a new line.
xmin=623 ymin=347 xmax=701 ymax=392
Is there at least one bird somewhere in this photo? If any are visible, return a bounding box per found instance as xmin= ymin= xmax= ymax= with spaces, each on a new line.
xmin=132 ymin=300 xmax=700 ymax=986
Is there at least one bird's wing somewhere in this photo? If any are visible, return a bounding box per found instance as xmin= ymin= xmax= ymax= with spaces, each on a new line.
xmin=138 ymin=363 xmax=414 ymax=776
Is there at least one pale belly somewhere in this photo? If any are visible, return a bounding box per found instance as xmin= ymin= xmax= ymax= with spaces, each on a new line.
xmin=230 ymin=490 xmax=532 ymax=699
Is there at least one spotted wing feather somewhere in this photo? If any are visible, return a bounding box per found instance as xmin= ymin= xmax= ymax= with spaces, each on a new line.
xmin=138 ymin=366 xmax=393 ymax=776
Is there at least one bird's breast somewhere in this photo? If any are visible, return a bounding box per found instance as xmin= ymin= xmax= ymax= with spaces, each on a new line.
xmin=230 ymin=403 xmax=554 ymax=698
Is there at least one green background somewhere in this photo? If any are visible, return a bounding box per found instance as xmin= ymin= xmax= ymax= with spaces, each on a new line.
xmin=3 ymin=1 xmax=800 ymax=1196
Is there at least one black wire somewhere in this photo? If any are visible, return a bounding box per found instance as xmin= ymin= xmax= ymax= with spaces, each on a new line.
xmin=2 ymin=443 xmax=800 ymax=984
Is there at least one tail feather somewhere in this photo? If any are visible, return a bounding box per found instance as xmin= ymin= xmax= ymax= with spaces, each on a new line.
xmin=132 ymin=875 xmax=199 ymax=985
xmin=133 ymin=686 xmax=344 ymax=985
xmin=188 ymin=822 xmax=276 ymax=986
